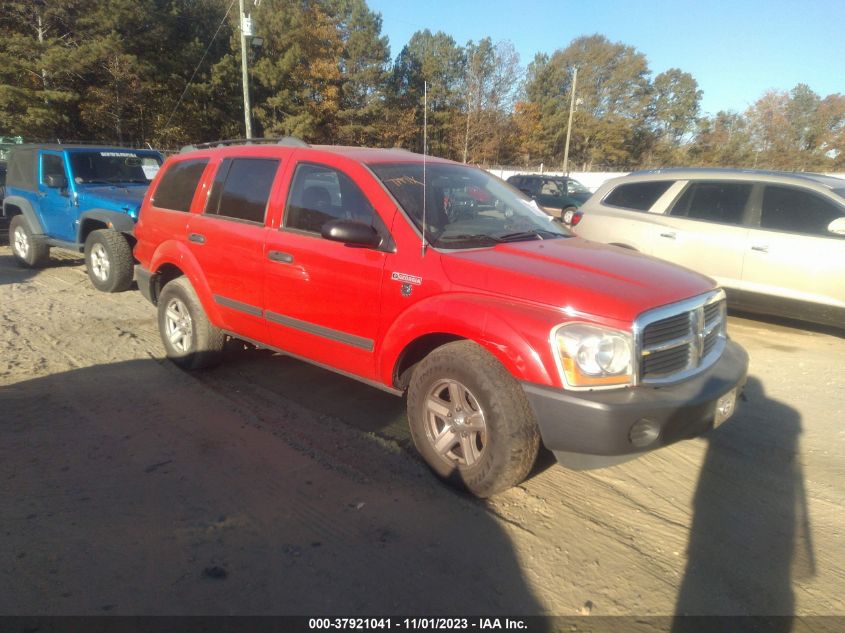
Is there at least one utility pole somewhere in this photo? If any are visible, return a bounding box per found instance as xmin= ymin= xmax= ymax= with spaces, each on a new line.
xmin=562 ymin=67 xmax=578 ymax=175
xmin=239 ymin=0 xmax=253 ymax=139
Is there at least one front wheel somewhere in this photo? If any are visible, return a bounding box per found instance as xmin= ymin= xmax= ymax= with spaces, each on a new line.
xmin=157 ymin=277 xmax=225 ymax=370
xmin=407 ymin=341 xmax=541 ymax=497
xmin=84 ymin=229 xmax=134 ymax=292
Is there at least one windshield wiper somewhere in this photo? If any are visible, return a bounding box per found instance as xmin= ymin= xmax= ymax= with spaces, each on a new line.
xmin=433 ymin=233 xmax=503 ymax=247
xmin=497 ymin=229 xmax=565 ymax=242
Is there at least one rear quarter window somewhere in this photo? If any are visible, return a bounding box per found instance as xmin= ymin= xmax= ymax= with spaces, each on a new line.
xmin=152 ymin=159 xmax=209 ymax=212
xmin=603 ymin=181 xmax=673 ymax=211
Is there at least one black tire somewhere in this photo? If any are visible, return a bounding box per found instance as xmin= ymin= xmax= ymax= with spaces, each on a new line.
xmin=157 ymin=276 xmax=225 ymax=370
xmin=561 ymin=206 xmax=578 ymax=224
xmin=9 ymin=215 xmax=50 ymax=268
xmin=407 ymin=340 xmax=541 ymax=497
xmin=84 ymin=229 xmax=135 ymax=292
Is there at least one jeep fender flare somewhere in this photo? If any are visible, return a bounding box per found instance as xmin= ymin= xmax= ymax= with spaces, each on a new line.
xmin=78 ymin=209 xmax=136 ymax=240
xmin=148 ymin=240 xmax=227 ymax=328
xmin=2 ymin=196 xmax=44 ymax=235
xmin=377 ymin=293 xmax=559 ymax=388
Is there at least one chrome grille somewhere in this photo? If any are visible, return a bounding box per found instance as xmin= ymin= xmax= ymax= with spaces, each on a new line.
xmin=636 ymin=290 xmax=727 ymax=385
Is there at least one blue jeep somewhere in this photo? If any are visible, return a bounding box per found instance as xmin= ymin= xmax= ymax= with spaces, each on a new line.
xmin=2 ymin=144 xmax=163 ymax=291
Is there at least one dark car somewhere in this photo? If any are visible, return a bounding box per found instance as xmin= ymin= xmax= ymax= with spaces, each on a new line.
xmin=506 ymin=174 xmax=592 ymax=223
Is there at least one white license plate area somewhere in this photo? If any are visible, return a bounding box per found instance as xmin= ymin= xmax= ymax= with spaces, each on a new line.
xmin=713 ymin=388 xmax=737 ymax=428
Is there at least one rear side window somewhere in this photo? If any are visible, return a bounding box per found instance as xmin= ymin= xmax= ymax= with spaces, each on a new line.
xmin=761 ymin=186 xmax=845 ymax=237
xmin=670 ymin=182 xmax=751 ymax=225
xmin=604 ymin=181 xmax=673 ymax=211
xmin=152 ymin=159 xmax=208 ymax=212
xmin=205 ymin=157 xmax=279 ymax=224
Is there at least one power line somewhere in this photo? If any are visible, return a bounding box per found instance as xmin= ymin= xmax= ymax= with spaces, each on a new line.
xmin=162 ymin=0 xmax=238 ymax=136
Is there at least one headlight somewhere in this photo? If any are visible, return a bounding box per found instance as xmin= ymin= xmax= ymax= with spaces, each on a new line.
xmin=553 ymin=323 xmax=633 ymax=388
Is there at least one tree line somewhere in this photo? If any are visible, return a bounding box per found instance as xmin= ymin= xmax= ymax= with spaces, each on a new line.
xmin=2 ymin=0 xmax=843 ymax=171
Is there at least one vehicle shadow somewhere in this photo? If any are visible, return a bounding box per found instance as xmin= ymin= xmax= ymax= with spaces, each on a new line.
xmin=203 ymin=346 xmax=559 ymax=482
xmin=728 ymin=307 xmax=843 ymax=339
xmin=672 ymin=376 xmax=814 ymax=629
xmin=0 ymin=358 xmax=549 ymax=619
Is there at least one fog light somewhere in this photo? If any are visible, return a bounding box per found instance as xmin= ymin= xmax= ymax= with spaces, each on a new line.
xmin=629 ymin=418 xmax=660 ymax=448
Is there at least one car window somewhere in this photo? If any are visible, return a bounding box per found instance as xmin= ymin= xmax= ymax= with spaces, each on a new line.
xmin=205 ymin=157 xmax=279 ymax=224
xmin=761 ymin=186 xmax=845 ymax=237
xmin=68 ymin=151 xmax=162 ymax=184
xmin=567 ymin=179 xmax=590 ymax=194
xmin=152 ymin=159 xmax=208 ymax=212
xmin=370 ymin=162 xmax=568 ymax=249
xmin=669 ymin=182 xmax=751 ymax=225
xmin=540 ymin=180 xmax=562 ymax=196
xmin=604 ymin=181 xmax=673 ymax=211
xmin=41 ymin=154 xmax=65 ymax=183
xmin=284 ymin=163 xmax=377 ymax=234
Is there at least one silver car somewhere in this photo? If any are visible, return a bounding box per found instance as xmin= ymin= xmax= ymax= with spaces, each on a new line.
xmin=574 ymin=168 xmax=845 ymax=329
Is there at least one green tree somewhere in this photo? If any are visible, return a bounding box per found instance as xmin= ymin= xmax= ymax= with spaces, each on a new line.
xmin=519 ymin=34 xmax=652 ymax=169
xmin=389 ymin=29 xmax=465 ymax=157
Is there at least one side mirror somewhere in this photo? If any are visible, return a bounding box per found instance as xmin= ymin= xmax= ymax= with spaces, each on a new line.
xmin=828 ymin=217 xmax=845 ymax=236
xmin=321 ymin=219 xmax=382 ymax=248
xmin=44 ymin=174 xmax=67 ymax=189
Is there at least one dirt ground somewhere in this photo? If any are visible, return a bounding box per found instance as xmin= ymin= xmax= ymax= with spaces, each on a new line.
xmin=1 ymin=243 xmax=843 ymax=619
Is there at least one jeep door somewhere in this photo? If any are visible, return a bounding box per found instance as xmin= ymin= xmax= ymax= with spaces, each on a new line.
xmin=38 ymin=151 xmax=76 ymax=241
xmin=650 ymin=181 xmax=752 ymax=289
xmin=263 ymin=158 xmax=392 ymax=380
xmin=186 ymin=156 xmax=282 ymax=342
xmin=741 ymin=184 xmax=845 ymax=317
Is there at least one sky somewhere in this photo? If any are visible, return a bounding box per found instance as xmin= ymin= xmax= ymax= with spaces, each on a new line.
xmin=366 ymin=0 xmax=844 ymax=116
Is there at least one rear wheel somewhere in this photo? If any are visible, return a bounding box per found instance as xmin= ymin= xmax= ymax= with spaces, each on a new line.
xmin=157 ymin=277 xmax=225 ymax=370
xmin=84 ymin=229 xmax=134 ymax=292
xmin=561 ymin=206 xmax=578 ymax=225
xmin=10 ymin=215 xmax=49 ymax=268
xmin=407 ymin=340 xmax=541 ymax=497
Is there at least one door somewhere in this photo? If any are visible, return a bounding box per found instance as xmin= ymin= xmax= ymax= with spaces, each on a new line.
xmin=650 ymin=181 xmax=752 ymax=288
xmin=186 ymin=156 xmax=281 ymax=342
xmin=38 ymin=152 xmax=76 ymax=241
xmin=743 ymin=185 xmax=845 ymax=308
xmin=263 ymin=160 xmax=391 ymax=380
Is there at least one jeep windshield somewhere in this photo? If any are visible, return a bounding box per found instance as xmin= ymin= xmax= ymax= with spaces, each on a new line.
xmin=370 ymin=162 xmax=569 ymax=249
xmin=69 ymin=151 xmax=162 ymax=185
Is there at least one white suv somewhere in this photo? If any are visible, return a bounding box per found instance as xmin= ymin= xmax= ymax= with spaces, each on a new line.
xmin=574 ymin=168 xmax=845 ymax=329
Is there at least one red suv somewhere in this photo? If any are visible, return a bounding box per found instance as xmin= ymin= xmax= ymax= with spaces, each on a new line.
xmin=134 ymin=139 xmax=748 ymax=496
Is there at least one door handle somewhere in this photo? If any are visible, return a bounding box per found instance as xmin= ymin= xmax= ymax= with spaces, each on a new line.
xmin=659 ymin=232 xmax=677 ymax=239
xmin=751 ymin=245 xmax=769 ymax=253
xmin=268 ymin=250 xmax=294 ymax=264
xmin=188 ymin=233 xmax=206 ymax=244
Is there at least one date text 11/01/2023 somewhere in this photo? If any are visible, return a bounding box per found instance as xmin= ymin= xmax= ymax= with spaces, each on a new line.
xmin=308 ymin=618 xmax=528 ymax=630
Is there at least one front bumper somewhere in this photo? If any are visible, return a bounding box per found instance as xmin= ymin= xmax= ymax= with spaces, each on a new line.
xmin=522 ymin=340 xmax=748 ymax=468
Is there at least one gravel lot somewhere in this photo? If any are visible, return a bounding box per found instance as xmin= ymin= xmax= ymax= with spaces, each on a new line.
xmin=1 ymin=243 xmax=843 ymax=619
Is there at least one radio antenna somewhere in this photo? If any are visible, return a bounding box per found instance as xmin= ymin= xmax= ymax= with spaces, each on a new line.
xmin=421 ymin=81 xmax=428 ymax=257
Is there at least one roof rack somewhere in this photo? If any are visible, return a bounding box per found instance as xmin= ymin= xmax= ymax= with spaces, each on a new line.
xmin=180 ymin=136 xmax=309 ymax=153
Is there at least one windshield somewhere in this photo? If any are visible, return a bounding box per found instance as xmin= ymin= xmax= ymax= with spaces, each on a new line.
xmin=69 ymin=151 xmax=162 ymax=185
xmin=567 ymin=178 xmax=590 ymax=194
xmin=370 ymin=162 xmax=569 ymax=249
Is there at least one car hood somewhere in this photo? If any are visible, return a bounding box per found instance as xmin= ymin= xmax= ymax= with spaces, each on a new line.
xmin=440 ymin=237 xmax=716 ymax=323
xmin=76 ymin=184 xmax=148 ymax=214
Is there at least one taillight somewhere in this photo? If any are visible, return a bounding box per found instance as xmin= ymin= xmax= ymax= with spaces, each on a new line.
xmin=570 ymin=211 xmax=583 ymax=226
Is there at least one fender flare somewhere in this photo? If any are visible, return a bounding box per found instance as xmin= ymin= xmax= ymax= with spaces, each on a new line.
xmin=79 ymin=208 xmax=136 ymax=240
xmin=377 ymin=293 xmax=559 ymax=388
xmin=148 ymin=240 xmax=227 ymax=328
xmin=2 ymin=196 xmax=44 ymax=234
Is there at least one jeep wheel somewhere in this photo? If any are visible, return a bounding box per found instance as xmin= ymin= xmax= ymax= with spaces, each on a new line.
xmin=10 ymin=215 xmax=50 ymax=268
xmin=407 ymin=340 xmax=541 ymax=497
xmin=561 ymin=206 xmax=578 ymax=225
xmin=157 ymin=277 xmax=225 ymax=370
xmin=84 ymin=229 xmax=134 ymax=292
